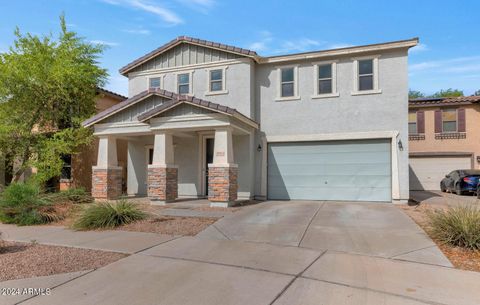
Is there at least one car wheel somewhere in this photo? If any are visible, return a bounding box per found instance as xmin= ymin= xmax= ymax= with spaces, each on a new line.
xmin=440 ymin=183 xmax=446 ymax=192
xmin=456 ymin=184 xmax=464 ymax=196
xmin=477 ymin=187 xmax=480 ymax=199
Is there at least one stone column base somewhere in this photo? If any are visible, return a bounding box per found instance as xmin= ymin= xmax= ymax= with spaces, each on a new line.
xmin=208 ymin=165 xmax=238 ymax=207
xmin=92 ymin=166 xmax=123 ymax=200
xmin=148 ymin=165 xmax=178 ymax=204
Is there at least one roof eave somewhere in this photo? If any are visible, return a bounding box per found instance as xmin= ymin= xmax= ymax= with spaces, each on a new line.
xmin=258 ymin=38 xmax=419 ymax=64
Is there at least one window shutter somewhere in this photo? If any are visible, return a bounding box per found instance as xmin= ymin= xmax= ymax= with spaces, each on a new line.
xmin=458 ymin=108 xmax=466 ymax=132
xmin=434 ymin=110 xmax=442 ymax=133
xmin=417 ymin=111 xmax=425 ymax=134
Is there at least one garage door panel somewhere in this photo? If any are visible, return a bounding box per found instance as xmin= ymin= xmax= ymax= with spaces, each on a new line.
xmin=268 ymin=174 xmax=392 ymax=188
xmin=268 ymin=185 xmax=391 ymax=201
xmin=268 ymin=139 xmax=392 ymax=202
xmin=269 ymin=151 xmax=391 ymax=165
xmin=268 ymin=163 xmax=391 ymax=176
xmin=409 ymin=156 xmax=471 ymax=191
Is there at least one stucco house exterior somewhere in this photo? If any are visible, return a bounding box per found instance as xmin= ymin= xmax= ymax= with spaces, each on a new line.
xmin=408 ymin=96 xmax=480 ymax=190
xmin=83 ymin=36 xmax=418 ymax=206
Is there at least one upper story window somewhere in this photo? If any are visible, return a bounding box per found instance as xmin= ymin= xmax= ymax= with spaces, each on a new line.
xmin=177 ymin=73 xmax=190 ymax=94
xmin=206 ymin=67 xmax=228 ymax=95
xmin=313 ymin=61 xmax=339 ymax=98
xmin=277 ymin=66 xmax=299 ymax=101
xmin=358 ymin=59 xmax=374 ymax=91
xmin=149 ymin=77 xmax=161 ymax=89
xmin=352 ymin=56 xmax=381 ymax=95
xmin=408 ymin=112 xmax=417 ymax=134
xmin=210 ymin=69 xmax=223 ymax=91
xmin=442 ymin=109 xmax=457 ymax=132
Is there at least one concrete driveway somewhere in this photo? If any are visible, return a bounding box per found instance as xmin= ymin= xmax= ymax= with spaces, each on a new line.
xmin=411 ymin=190 xmax=480 ymax=207
xmin=9 ymin=201 xmax=480 ymax=305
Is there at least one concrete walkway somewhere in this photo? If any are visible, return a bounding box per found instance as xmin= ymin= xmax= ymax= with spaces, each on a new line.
xmin=0 ymin=224 xmax=176 ymax=254
xmin=1 ymin=201 xmax=480 ymax=305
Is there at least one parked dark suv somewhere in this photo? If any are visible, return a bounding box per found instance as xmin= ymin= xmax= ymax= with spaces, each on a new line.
xmin=440 ymin=170 xmax=480 ymax=195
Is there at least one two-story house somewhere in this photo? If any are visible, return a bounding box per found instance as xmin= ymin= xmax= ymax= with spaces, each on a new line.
xmin=83 ymin=36 xmax=417 ymax=206
xmin=409 ymin=96 xmax=480 ymax=191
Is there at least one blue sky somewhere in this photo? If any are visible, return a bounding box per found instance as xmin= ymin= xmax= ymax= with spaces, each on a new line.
xmin=0 ymin=0 xmax=479 ymax=96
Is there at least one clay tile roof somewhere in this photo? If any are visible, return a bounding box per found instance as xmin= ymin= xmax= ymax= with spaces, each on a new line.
xmin=119 ymin=36 xmax=258 ymax=75
xmin=96 ymin=87 xmax=127 ymax=101
xmin=409 ymin=96 xmax=480 ymax=107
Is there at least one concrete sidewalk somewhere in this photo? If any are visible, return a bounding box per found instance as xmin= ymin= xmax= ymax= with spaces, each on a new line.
xmin=0 ymin=224 xmax=176 ymax=254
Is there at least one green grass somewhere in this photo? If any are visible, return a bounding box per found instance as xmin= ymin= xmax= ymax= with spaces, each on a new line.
xmin=73 ymin=199 xmax=147 ymax=230
xmin=428 ymin=205 xmax=480 ymax=250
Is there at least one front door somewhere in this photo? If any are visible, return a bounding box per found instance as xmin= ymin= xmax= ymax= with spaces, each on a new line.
xmin=205 ymin=138 xmax=215 ymax=195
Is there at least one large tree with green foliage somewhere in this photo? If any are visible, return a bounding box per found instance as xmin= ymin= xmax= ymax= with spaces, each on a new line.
xmin=431 ymin=88 xmax=464 ymax=98
xmin=409 ymin=90 xmax=425 ymax=99
xmin=0 ymin=15 xmax=108 ymax=184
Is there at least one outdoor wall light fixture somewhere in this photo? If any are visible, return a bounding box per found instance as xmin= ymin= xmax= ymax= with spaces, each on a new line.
xmin=398 ymin=139 xmax=403 ymax=151
xmin=477 ymin=156 xmax=480 ymax=163
xmin=257 ymin=144 xmax=262 ymax=152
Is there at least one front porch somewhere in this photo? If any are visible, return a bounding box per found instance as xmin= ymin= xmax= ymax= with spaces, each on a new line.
xmin=84 ymin=90 xmax=258 ymax=207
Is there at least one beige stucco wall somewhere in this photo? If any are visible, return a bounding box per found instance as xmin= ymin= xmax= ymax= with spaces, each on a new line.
xmin=409 ymin=104 xmax=480 ymax=169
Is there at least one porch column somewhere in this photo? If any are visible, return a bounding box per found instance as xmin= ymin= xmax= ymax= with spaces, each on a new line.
xmin=92 ymin=136 xmax=122 ymax=200
xmin=148 ymin=132 xmax=178 ymax=204
xmin=208 ymin=127 xmax=238 ymax=207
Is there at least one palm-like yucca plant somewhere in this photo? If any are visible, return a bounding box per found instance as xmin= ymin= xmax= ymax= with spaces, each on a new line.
xmin=73 ymin=199 xmax=147 ymax=230
xmin=427 ymin=205 xmax=480 ymax=250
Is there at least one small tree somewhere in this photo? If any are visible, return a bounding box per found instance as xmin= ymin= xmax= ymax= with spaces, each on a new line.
xmin=409 ymin=90 xmax=425 ymax=99
xmin=0 ymin=14 xmax=108 ymax=184
xmin=430 ymin=88 xmax=464 ymax=98
xmin=474 ymin=89 xmax=480 ymax=96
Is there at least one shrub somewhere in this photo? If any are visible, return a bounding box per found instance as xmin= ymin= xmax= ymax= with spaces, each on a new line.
xmin=73 ymin=199 xmax=147 ymax=230
xmin=0 ymin=182 xmax=56 ymax=225
xmin=428 ymin=205 xmax=480 ymax=250
xmin=47 ymin=188 xmax=93 ymax=204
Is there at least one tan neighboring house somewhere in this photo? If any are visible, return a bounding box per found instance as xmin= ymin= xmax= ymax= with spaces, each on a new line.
xmin=0 ymin=88 xmax=128 ymax=192
xmin=408 ymin=96 xmax=480 ymax=191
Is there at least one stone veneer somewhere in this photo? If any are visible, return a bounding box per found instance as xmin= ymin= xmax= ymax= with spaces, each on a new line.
xmin=208 ymin=166 xmax=238 ymax=205
xmin=92 ymin=167 xmax=122 ymax=199
xmin=147 ymin=166 xmax=178 ymax=202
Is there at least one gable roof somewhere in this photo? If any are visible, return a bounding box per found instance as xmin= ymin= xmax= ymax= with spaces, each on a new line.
xmin=409 ymin=96 xmax=480 ymax=108
xmin=119 ymin=36 xmax=258 ymax=76
xmin=96 ymin=87 xmax=127 ymax=101
xmin=82 ymin=88 xmax=258 ymax=129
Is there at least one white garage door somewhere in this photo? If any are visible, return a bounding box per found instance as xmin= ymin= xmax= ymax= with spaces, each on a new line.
xmin=409 ymin=156 xmax=472 ymax=191
xmin=267 ymin=139 xmax=392 ymax=202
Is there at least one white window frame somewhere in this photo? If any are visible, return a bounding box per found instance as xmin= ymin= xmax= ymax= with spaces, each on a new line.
xmin=175 ymin=70 xmax=194 ymax=95
xmin=276 ymin=65 xmax=300 ymax=101
xmin=351 ymin=55 xmax=381 ymax=95
xmin=205 ymin=66 xmax=228 ymax=96
xmin=312 ymin=60 xmax=339 ymax=99
xmin=147 ymin=75 xmax=165 ymax=90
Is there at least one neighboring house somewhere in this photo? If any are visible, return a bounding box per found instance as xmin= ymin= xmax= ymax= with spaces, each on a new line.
xmin=0 ymin=88 xmax=127 ymax=192
xmin=83 ymin=36 xmax=417 ymax=206
xmin=409 ymin=96 xmax=480 ymax=191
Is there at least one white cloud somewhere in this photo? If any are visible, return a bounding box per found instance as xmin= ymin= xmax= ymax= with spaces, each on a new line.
xmin=90 ymin=40 xmax=120 ymax=47
xmin=274 ymin=38 xmax=322 ymax=54
xmin=100 ymin=0 xmax=183 ymax=25
xmin=247 ymin=31 xmax=273 ymax=52
xmin=410 ymin=43 xmax=429 ymax=53
xmin=326 ymin=43 xmax=354 ymax=49
xmin=410 ymin=56 xmax=480 ymax=73
xmin=123 ymin=28 xmax=151 ymax=35
xmin=177 ymin=0 xmax=215 ymax=13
